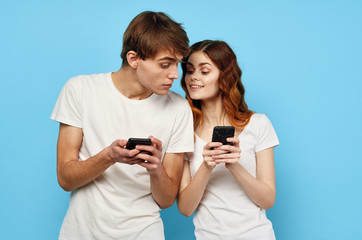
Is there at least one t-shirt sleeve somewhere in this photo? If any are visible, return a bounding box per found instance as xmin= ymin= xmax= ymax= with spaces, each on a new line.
xmin=255 ymin=114 xmax=279 ymax=152
xmin=166 ymin=102 xmax=194 ymax=153
xmin=50 ymin=76 xmax=82 ymax=128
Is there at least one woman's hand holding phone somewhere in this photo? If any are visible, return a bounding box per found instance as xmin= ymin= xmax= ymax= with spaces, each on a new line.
xmin=202 ymin=126 xmax=241 ymax=168
xmin=212 ymin=137 xmax=241 ymax=166
xmin=202 ymin=142 xmax=223 ymax=170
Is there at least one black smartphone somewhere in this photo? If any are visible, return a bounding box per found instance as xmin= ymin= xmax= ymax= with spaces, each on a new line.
xmin=125 ymin=138 xmax=152 ymax=150
xmin=212 ymin=126 xmax=235 ymax=145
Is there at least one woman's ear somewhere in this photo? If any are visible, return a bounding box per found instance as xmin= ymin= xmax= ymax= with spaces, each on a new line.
xmin=126 ymin=51 xmax=139 ymax=69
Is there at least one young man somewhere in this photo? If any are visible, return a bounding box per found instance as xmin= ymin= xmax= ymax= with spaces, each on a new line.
xmin=51 ymin=11 xmax=193 ymax=240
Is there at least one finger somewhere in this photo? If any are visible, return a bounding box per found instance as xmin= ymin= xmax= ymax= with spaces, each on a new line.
xmin=135 ymin=152 xmax=159 ymax=164
xmin=202 ymin=149 xmax=219 ymax=158
xmin=138 ymin=161 xmax=160 ymax=171
xmin=214 ymin=158 xmax=238 ymax=164
xmin=128 ymin=159 xmax=144 ymax=165
xmin=215 ymin=145 xmax=241 ymax=153
xmin=135 ymin=145 xmax=161 ymax=160
xmin=226 ymin=137 xmax=239 ymax=145
xmin=204 ymin=156 xmax=215 ymax=162
xmin=137 ymin=161 xmax=151 ymax=168
xmin=205 ymin=142 xmax=222 ymax=150
xmin=213 ymin=152 xmax=240 ymax=159
xmin=135 ymin=144 xmax=155 ymax=154
xmin=149 ymin=136 xmax=162 ymax=151
xmin=122 ymin=148 xmax=141 ymax=158
xmin=210 ymin=149 xmax=231 ymax=155
xmin=116 ymin=139 xmax=128 ymax=148
xmin=203 ymin=158 xmax=218 ymax=168
xmin=118 ymin=154 xmax=142 ymax=164
xmin=111 ymin=147 xmax=139 ymax=162
xmin=127 ymin=155 xmax=144 ymax=161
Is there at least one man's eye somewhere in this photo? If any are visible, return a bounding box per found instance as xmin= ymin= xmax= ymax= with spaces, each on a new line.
xmin=161 ymin=64 xmax=170 ymax=69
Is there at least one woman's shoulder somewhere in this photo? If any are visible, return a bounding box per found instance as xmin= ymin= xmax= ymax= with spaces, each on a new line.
xmin=250 ymin=112 xmax=267 ymax=119
xmin=249 ymin=112 xmax=266 ymax=124
xmin=246 ymin=113 xmax=274 ymax=130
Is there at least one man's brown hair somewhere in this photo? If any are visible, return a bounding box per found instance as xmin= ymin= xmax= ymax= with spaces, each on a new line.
xmin=121 ymin=11 xmax=189 ymax=66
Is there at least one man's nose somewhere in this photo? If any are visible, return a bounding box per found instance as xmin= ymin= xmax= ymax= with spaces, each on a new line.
xmin=168 ymin=65 xmax=179 ymax=79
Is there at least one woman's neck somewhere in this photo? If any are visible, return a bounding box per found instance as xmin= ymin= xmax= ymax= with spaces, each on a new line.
xmin=200 ymin=94 xmax=229 ymax=127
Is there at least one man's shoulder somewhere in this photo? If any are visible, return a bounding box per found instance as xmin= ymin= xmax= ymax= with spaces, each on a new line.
xmin=166 ymin=91 xmax=188 ymax=105
xmin=64 ymin=72 xmax=109 ymax=88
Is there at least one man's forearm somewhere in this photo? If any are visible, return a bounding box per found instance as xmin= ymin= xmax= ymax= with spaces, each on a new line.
xmin=58 ymin=148 xmax=114 ymax=191
xmin=149 ymin=166 xmax=179 ymax=209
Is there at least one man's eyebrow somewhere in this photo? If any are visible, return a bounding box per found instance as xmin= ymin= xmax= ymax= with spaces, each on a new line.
xmin=157 ymin=57 xmax=178 ymax=62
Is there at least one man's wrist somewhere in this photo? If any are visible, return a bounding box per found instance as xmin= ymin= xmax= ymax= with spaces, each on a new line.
xmin=103 ymin=146 xmax=116 ymax=165
xmin=148 ymin=163 xmax=163 ymax=176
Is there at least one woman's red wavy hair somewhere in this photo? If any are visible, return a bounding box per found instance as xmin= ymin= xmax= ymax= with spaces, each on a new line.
xmin=181 ymin=40 xmax=253 ymax=130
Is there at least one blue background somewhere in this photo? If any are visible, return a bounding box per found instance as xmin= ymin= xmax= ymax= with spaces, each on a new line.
xmin=1 ymin=0 xmax=361 ymax=239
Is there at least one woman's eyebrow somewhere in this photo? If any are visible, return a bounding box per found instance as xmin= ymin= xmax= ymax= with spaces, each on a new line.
xmin=198 ymin=62 xmax=212 ymax=67
xmin=187 ymin=62 xmax=212 ymax=67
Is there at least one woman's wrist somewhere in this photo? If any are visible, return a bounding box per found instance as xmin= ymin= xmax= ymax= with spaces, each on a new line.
xmin=202 ymin=160 xmax=215 ymax=171
xmin=225 ymin=162 xmax=239 ymax=170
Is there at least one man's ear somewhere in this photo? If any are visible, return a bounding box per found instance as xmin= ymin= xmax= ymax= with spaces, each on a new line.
xmin=126 ymin=51 xmax=139 ymax=69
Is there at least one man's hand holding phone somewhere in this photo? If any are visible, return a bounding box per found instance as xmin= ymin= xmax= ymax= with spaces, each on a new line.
xmin=107 ymin=139 xmax=144 ymax=165
xmin=107 ymin=137 xmax=163 ymax=171
xmin=133 ymin=136 xmax=163 ymax=174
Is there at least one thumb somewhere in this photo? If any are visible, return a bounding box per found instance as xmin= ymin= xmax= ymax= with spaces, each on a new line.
xmin=116 ymin=139 xmax=128 ymax=148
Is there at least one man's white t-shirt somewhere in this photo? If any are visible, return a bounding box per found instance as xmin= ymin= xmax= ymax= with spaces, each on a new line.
xmin=186 ymin=113 xmax=279 ymax=240
xmin=51 ymin=72 xmax=194 ymax=240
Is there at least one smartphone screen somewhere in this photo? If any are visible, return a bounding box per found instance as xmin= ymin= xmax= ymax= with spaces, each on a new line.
xmin=125 ymin=138 xmax=152 ymax=150
xmin=211 ymin=126 xmax=235 ymax=145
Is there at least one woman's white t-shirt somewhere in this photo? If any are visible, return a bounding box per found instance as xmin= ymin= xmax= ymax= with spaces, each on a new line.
xmin=186 ymin=113 xmax=279 ymax=240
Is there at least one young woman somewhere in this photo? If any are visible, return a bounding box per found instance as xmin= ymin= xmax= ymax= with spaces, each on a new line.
xmin=178 ymin=40 xmax=279 ymax=240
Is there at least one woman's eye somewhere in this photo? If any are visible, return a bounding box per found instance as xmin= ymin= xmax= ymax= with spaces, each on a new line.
xmin=200 ymin=68 xmax=210 ymax=75
xmin=187 ymin=70 xmax=194 ymax=74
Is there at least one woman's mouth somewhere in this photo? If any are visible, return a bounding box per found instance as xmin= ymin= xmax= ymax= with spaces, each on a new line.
xmin=190 ymin=84 xmax=204 ymax=89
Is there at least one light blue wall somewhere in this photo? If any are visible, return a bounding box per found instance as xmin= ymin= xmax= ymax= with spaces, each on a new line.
xmin=1 ymin=0 xmax=361 ymax=239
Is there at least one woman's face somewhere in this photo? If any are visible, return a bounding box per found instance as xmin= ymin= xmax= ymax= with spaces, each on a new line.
xmin=185 ymin=51 xmax=221 ymax=101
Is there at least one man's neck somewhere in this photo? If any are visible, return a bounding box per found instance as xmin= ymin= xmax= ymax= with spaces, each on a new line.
xmin=111 ymin=67 xmax=152 ymax=100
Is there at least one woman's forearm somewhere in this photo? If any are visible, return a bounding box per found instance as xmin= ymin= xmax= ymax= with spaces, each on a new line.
xmin=177 ymin=162 xmax=213 ymax=217
xmin=226 ymin=163 xmax=276 ymax=209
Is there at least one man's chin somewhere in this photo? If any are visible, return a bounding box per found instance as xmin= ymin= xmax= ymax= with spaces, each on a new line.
xmin=153 ymin=89 xmax=170 ymax=95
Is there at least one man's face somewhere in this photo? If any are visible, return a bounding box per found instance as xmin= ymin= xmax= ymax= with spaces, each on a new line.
xmin=135 ymin=50 xmax=183 ymax=95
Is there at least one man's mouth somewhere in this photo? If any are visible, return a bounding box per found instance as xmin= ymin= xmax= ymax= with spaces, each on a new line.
xmin=163 ymin=83 xmax=173 ymax=88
